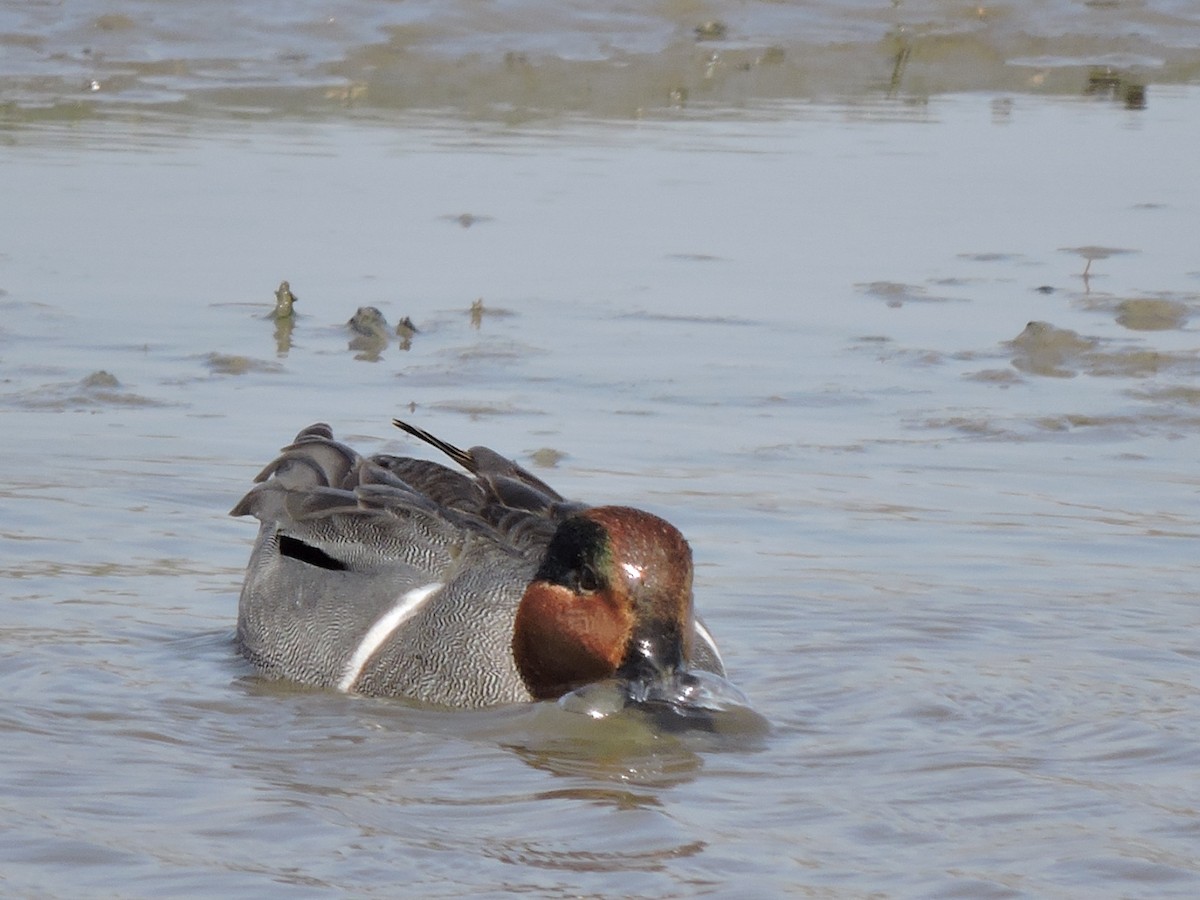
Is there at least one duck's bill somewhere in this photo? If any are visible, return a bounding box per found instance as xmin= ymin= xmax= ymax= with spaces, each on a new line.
xmin=557 ymin=670 xmax=759 ymax=731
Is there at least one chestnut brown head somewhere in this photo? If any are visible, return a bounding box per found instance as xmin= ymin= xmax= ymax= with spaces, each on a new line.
xmin=512 ymin=506 xmax=695 ymax=700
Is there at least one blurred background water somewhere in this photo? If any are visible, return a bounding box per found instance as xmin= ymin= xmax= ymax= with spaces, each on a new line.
xmin=2 ymin=1 xmax=1199 ymax=897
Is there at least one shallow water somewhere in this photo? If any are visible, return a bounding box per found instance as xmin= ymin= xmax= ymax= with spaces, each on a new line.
xmin=3 ymin=0 xmax=1200 ymax=120
xmin=3 ymin=2 xmax=1200 ymax=897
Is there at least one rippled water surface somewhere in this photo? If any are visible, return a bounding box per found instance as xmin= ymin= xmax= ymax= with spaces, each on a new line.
xmin=3 ymin=2 xmax=1200 ymax=897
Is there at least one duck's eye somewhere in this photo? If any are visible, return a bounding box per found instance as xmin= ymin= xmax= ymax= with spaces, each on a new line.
xmin=576 ymin=564 xmax=602 ymax=593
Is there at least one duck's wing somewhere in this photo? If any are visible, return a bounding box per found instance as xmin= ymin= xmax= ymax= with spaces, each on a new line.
xmin=231 ymin=424 xmax=482 ymax=576
xmin=392 ymin=419 xmax=565 ymax=509
xmin=367 ymin=455 xmax=488 ymax=516
xmin=389 ymin=418 xmax=586 ymax=555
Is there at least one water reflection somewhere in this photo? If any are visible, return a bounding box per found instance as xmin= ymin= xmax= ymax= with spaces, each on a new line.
xmin=503 ymin=705 xmax=709 ymax=789
xmin=1085 ymin=67 xmax=1147 ymax=110
xmin=485 ymin=681 xmax=769 ymax=792
xmin=272 ymin=317 xmax=294 ymax=357
xmin=481 ymin=822 xmax=706 ymax=875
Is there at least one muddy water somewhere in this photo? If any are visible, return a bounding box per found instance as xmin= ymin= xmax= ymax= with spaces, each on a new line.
xmin=3 ymin=2 xmax=1200 ymax=897
xmin=3 ymin=0 xmax=1200 ymax=118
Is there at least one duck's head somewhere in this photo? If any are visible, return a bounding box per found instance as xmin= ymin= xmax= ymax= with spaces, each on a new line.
xmin=513 ymin=506 xmax=695 ymax=701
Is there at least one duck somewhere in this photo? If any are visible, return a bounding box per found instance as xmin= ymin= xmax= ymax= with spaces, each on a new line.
xmin=230 ymin=420 xmax=728 ymax=709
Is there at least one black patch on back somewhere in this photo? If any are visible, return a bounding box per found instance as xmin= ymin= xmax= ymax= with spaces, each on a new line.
xmin=278 ymin=535 xmax=347 ymax=571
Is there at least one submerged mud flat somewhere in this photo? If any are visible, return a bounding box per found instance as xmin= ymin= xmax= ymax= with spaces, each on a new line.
xmin=2 ymin=32 xmax=1199 ymax=900
xmin=2 ymin=0 xmax=1200 ymax=123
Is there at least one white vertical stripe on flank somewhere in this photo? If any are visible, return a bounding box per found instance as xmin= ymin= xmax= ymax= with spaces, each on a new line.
xmin=338 ymin=582 xmax=443 ymax=692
